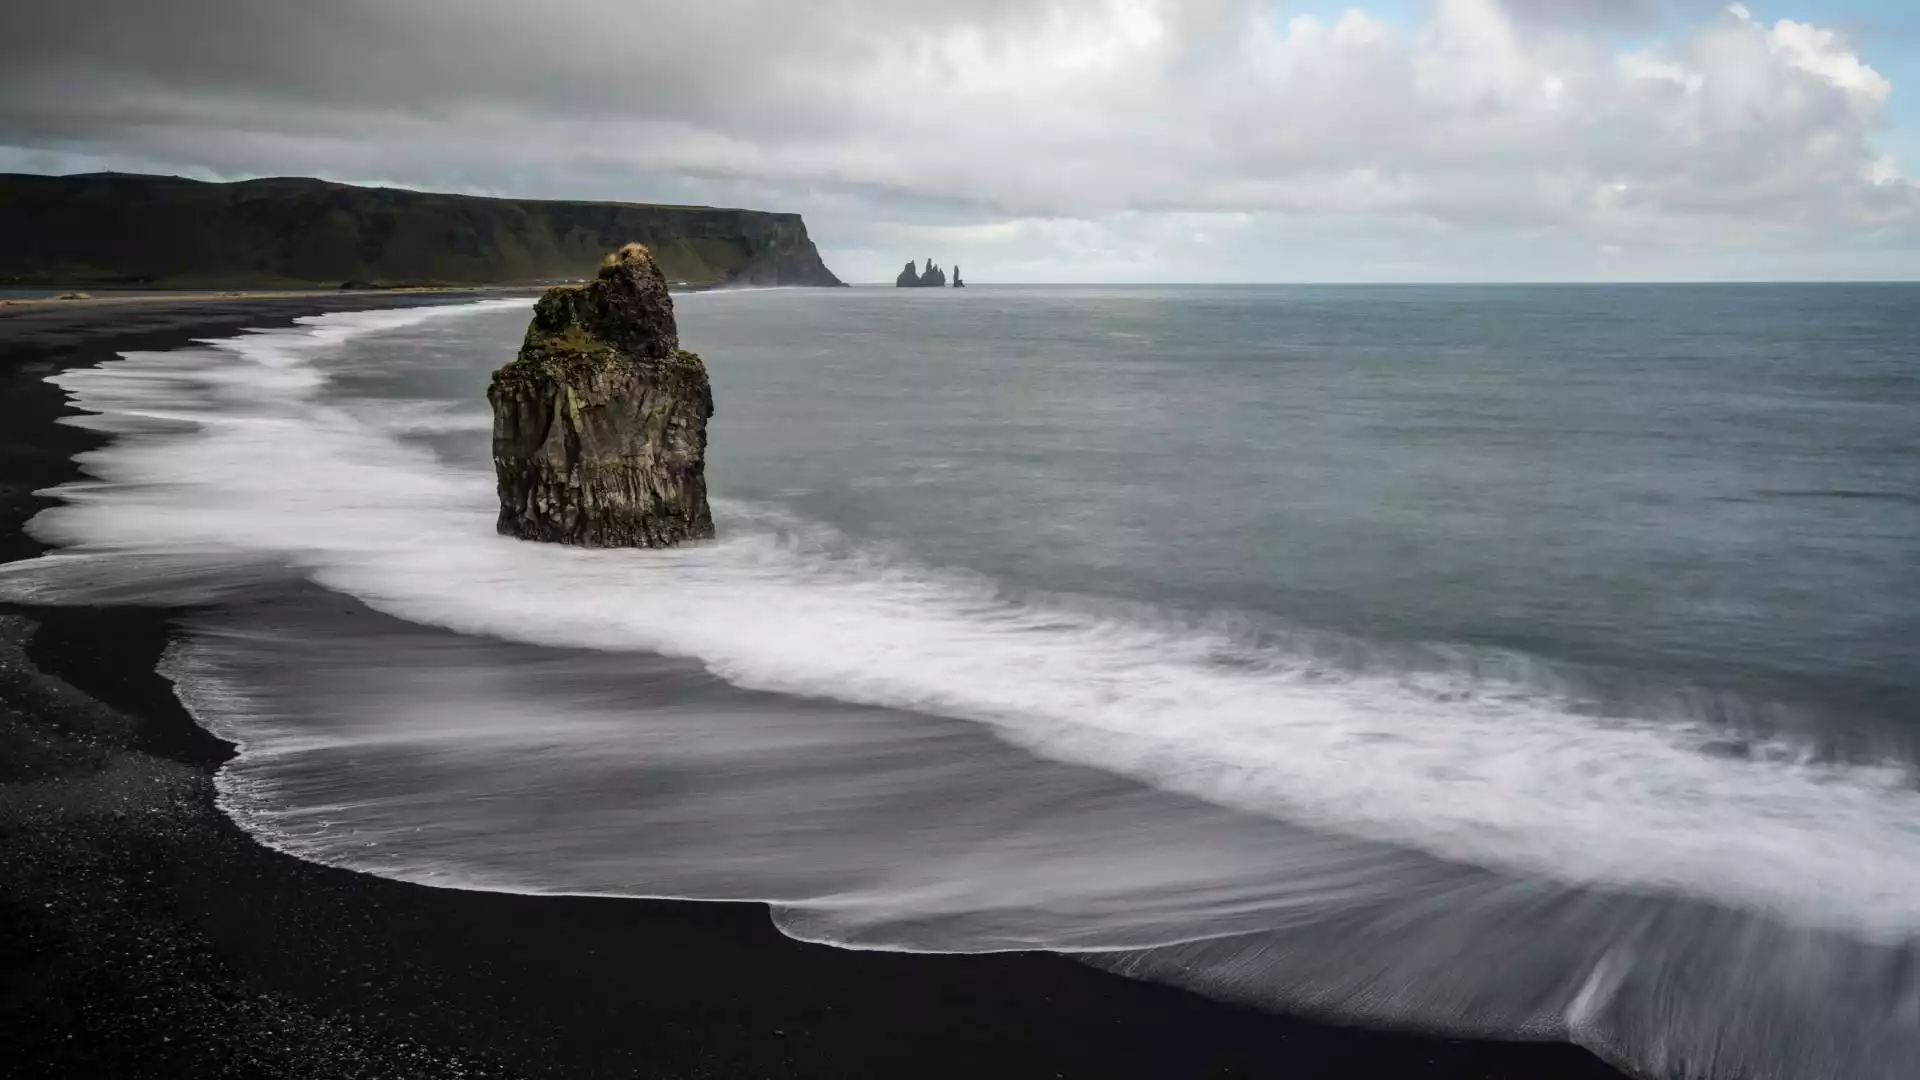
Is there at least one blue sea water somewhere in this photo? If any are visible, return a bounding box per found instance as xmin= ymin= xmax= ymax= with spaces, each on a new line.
xmin=4 ymin=283 xmax=1918 ymax=1079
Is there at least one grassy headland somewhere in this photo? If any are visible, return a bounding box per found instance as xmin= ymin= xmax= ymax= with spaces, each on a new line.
xmin=0 ymin=173 xmax=844 ymax=290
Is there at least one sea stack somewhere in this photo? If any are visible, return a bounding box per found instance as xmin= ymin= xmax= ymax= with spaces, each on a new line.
xmin=895 ymin=258 xmax=949 ymax=287
xmin=487 ymin=243 xmax=715 ymax=548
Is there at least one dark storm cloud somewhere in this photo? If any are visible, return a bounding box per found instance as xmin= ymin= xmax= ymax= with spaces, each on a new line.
xmin=0 ymin=0 xmax=1055 ymax=133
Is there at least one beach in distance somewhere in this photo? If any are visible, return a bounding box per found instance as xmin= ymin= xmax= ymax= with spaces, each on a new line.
xmin=4 ymin=281 xmax=1918 ymax=1079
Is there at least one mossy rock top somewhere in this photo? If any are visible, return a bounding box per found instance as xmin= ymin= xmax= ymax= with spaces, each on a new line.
xmin=496 ymin=243 xmax=702 ymax=385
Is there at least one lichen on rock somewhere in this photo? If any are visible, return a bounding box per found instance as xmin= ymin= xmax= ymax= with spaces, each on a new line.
xmin=488 ymin=243 xmax=715 ymax=548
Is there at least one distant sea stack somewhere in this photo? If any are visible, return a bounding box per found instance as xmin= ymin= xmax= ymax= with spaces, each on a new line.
xmin=953 ymin=265 xmax=965 ymax=288
xmin=896 ymin=257 xmax=951 ymax=287
xmin=488 ymin=244 xmax=715 ymax=548
xmin=0 ymin=172 xmax=844 ymax=289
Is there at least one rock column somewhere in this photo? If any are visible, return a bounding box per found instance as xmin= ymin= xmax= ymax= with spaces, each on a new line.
xmin=488 ymin=243 xmax=715 ymax=547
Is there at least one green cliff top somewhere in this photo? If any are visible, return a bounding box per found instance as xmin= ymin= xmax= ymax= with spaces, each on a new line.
xmin=0 ymin=172 xmax=843 ymax=289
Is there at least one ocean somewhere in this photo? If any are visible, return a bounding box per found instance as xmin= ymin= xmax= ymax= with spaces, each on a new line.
xmin=4 ymin=283 xmax=1917 ymax=1079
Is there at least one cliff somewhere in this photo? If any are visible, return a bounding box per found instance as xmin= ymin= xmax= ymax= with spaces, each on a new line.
xmin=0 ymin=172 xmax=844 ymax=289
xmin=488 ymin=243 xmax=715 ymax=548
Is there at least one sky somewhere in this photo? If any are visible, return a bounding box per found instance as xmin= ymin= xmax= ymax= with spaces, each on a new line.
xmin=3 ymin=0 xmax=1918 ymax=282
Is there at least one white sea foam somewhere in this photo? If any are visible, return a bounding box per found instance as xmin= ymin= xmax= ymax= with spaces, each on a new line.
xmin=4 ymin=299 xmax=1920 ymax=950
xmin=357 ymin=398 xmax=494 ymax=434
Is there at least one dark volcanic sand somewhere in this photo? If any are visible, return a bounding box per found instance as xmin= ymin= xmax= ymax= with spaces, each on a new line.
xmin=0 ymin=297 xmax=1629 ymax=1078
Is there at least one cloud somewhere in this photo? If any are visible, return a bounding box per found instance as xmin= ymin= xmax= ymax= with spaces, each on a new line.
xmin=1491 ymin=0 xmax=1727 ymax=29
xmin=0 ymin=0 xmax=1914 ymax=280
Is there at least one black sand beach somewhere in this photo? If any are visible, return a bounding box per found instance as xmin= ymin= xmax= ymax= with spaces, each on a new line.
xmin=0 ymin=296 xmax=1629 ymax=1078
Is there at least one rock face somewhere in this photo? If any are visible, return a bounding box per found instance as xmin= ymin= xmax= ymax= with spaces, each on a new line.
xmin=0 ymin=172 xmax=845 ymax=289
xmin=488 ymin=243 xmax=715 ymax=548
xmin=953 ymin=265 xmax=965 ymax=288
xmin=896 ymin=257 xmax=949 ymax=287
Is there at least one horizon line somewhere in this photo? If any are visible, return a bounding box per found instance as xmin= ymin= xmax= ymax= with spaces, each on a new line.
xmin=838 ymin=279 xmax=1920 ymax=287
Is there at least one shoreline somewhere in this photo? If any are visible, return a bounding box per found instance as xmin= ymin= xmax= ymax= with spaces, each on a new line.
xmin=0 ymin=296 xmax=1628 ymax=1078
xmin=0 ymin=285 xmax=541 ymax=308
xmin=0 ymin=278 xmax=782 ymax=309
